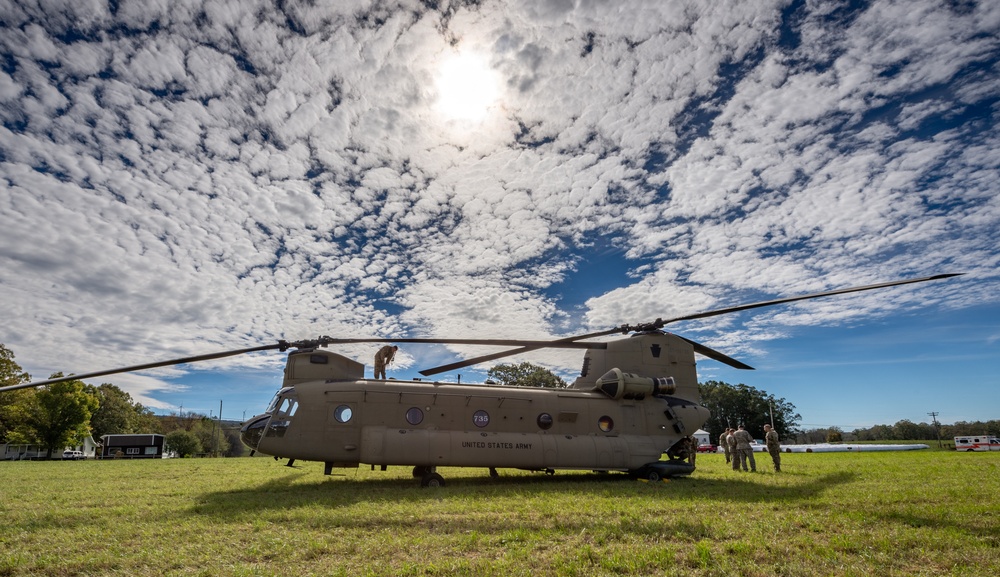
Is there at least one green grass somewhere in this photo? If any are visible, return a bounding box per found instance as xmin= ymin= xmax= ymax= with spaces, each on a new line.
xmin=1 ymin=451 xmax=998 ymax=576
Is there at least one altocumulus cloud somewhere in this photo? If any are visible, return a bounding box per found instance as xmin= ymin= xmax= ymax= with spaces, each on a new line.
xmin=0 ymin=0 xmax=997 ymax=412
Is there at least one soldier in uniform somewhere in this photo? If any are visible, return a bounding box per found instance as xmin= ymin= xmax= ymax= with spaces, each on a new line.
xmin=373 ymin=345 xmax=398 ymax=379
xmin=734 ymin=424 xmax=756 ymax=472
xmin=720 ymin=428 xmax=732 ymax=464
xmin=764 ymin=424 xmax=781 ymax=472
xmin=727 ymin=428 xmax=739 ymax=471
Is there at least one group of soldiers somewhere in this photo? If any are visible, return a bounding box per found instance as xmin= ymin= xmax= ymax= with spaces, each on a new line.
xmin=719 ymin=424 xmax=781 ymax=472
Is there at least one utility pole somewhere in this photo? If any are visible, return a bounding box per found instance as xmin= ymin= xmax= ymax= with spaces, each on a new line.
xmin=928 ymin=411 xmax=942 ymax=448
xmin=215 ymin=400 xmax=223 ymax=456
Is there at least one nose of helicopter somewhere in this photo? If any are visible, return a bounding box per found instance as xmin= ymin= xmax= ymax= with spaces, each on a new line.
xmin=240 ymin=414 xmax=270 ymax=451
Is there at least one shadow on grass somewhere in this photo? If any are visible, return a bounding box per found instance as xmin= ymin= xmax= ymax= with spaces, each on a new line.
xmin=188 ymin=466 xmax=1000 ymax=541
xmin=190 ymin=465 xmax=859 ymax=520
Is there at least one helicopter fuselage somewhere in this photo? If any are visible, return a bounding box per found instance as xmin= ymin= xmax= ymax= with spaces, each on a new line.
xmin=240 ymin=333 xmax=711 ymax=481
xmin=243 ymin=376 xmax=708 ymax=470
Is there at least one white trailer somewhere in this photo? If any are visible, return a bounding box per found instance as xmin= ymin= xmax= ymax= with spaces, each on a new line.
xmin=954 ymin=435 xmax=1000 ymax=451
xmin=692 ymin=429 xmax=711 ymax=448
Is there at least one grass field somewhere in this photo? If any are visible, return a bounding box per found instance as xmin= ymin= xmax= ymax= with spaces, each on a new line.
xmin=1 ymin=450 xmax=998 ymax=576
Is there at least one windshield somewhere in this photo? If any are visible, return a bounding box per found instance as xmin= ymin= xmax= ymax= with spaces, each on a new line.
xmin=265 ymin=387 xmax=294 ymax=414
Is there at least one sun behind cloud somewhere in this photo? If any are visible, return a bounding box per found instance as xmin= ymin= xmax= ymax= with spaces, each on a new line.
xmin=434 ymin=52 xmax=500 ymax=122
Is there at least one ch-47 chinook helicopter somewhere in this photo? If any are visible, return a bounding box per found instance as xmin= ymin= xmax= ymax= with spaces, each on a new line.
xmin=2 ymin=273 xmax=960 ymax=486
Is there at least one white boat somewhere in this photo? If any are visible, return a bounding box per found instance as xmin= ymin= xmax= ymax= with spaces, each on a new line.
xmin=779 ymin=443 xmax=929 ymax=453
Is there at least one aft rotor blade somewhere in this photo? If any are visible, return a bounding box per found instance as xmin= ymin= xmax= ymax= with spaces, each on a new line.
xmin=418 ymin=272 xmax=962 ymax=376
xmin=675 ymin=335 xmax=754 ymax=370
xmin=647 ymin=273 xmax=964 ymax=328
xmin=418 ymin=327 xmax=626 ymax=377
xmin=0 ymin=343 xmax=286 ymax=393
xmin=420 ymin=334 xmax=756 ymax=375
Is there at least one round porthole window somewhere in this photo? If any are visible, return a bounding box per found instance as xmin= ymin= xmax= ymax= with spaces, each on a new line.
xmin=406 ymin=407 xmax=424 ymax=426
xmin=598 ymin=415 xmax=614 ymax=432
xmin=334 ymin=405 xmax=353 ymax=423
xmin=473 ymin=410 xmax=490 ymax=428
xmin=537 ymin=413 xmax=553 ymax=430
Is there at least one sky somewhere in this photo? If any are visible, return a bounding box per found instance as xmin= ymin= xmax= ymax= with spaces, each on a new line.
xmin=1 ymin=0 xmax=998 ymax=431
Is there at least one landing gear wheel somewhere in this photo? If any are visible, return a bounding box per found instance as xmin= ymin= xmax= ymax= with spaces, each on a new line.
xmin=412 ymin=466 xmax=429 ymax=478
xmin=489 ymin=467 xmax=500 ymax=480
xmin=420 ymin=472 xmax=445 ymax=487
xmin=646 ymin=469 xmax=662 ymax=482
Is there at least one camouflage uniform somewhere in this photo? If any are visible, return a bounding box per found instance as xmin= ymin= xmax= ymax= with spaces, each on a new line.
xmin=734 ymin=426 xmax=756 ymax=472
xmin=765 ymin=425 xmax=781 ymax=472
xmin=683 ymin=436 xmax=696 ymax=465
xmin=727 ymin=431 xmax=739 ymax=471
xmin=720 ymin=429 xmax=732 ymax=464
xmin=373 ymin=345 xmax=397 ymax=379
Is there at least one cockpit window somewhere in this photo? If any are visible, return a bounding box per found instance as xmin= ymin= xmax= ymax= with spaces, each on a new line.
xmin=259 ymin=389 xmax=299 ymax=440
xmin=266 ymin=387 xmax=294 ymax=413
xmin=276 ymin=397 xmax=298 ymax=417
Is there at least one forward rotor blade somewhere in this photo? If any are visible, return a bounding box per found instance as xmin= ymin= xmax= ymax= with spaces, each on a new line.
xmin=0 ymin=336 xmax=612 ymax=393
xmin=0 ymin=343 xmax=286 ymax=393
xmin=418 ymin=272 xmax=962 ymax=376
xmin=318 ymin=337 xmax=609 ymax=348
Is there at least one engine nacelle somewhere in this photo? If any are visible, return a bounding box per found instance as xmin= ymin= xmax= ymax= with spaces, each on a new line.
xmin=595 ymin=368 xmax=676 ymax=399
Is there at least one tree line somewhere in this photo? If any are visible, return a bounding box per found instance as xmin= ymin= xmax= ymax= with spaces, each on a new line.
xmin=849 ymin=419 xmax=999 ymax=442
xmin=786 ymin=420 xmax=1000 ymax=445
xmin=0 ymin=344 xmax=243 ymax=458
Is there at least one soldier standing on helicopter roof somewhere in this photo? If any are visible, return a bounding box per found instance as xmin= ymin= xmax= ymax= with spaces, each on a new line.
xmin=373 ymin=345 xmax=398 ymax=379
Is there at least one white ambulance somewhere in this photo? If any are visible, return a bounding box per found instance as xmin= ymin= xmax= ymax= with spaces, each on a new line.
xmin=954 ymin=435 xmax=1000 ymax=451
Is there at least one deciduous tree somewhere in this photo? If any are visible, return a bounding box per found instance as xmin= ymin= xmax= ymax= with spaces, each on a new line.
xmin=87 ymin=383 xmax=159 ymax=439
xmin=0 ymin=344 xmax=30 ymax=385
xmin=16 ymin=375 xmax=99 ymax=458
xmin=0 ymin=344 xmax=32 ymax=443
xmin=165 ymin=430 xmax=201 ymax=458
xmin=487 ymin=362 xmax=567 ymax=388
xmin=699 ymin=381 xmax=801 ymax=441
xmin=191 ymin=416 xmax=230 ymax=457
